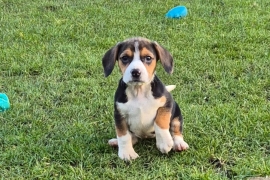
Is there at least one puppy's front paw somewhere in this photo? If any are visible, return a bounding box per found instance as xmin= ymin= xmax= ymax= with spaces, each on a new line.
xmin=173 ymin=136 xmax=189 ymax=151
xmin=118 ymin=147 xmax=139 ymax=161
xmin=157 ymin=138 xmax=174 ymax=153
xmin=156 ymin=130 xmax=173 ymax=154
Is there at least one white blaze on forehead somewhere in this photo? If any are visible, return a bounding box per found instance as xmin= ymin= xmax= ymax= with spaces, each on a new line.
xmin=133 ymin=41 xmax=140 ymax=61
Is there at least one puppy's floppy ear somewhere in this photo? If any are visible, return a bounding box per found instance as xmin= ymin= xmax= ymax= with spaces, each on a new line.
xmin=152 ymin=42 xmax=174 ymax=74
xmin=102 ymin=43 xmax=122 ymax=77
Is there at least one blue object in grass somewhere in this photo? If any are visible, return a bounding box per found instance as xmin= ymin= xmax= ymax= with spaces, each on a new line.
xmin=0 ymin=93 xmax=10 ymax=112
xmin=166 ymin=6 xmax=188 ymax=19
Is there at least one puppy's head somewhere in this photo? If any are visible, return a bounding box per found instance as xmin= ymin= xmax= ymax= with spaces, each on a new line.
xmin=102 ymin=37 xmax=173 ymax=84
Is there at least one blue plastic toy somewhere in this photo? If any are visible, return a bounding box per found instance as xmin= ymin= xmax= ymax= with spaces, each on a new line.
xmin=166 ymin=6 xmax=188 ymax=19
xmin=0 ymin=93 xmax=10 ymax=112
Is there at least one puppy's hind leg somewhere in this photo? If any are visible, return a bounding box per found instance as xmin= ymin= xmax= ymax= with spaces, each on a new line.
xmin=108 ymin=138 xmax=118 ymax=147
xmin=108 ymin=133 xmax=138 ymax=147
xmin=170 ymin=116 xmax=189 ymax=151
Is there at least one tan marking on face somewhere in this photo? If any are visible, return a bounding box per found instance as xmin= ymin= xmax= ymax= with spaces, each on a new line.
xmin=120 ymin=49 xmax=133 ymax=57
xmin=140 ymin=47 xmax=156 ymax=78
xmin=118 ymin=61 xmax=128 ymax=74
xmin=170 ymin=117 xmax=183 ymax=136
xmin=140 ymin=47 xmax=154 ymax=57
xmin=118 ymin=49 xmax=133 ymax=74
xmin=155 ymin=107 xmax=171 ymax=129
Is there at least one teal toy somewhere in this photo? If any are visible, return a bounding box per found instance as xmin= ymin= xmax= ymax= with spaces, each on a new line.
xmin=166 ymin=6 xmax=188 ymax=19
xmin=0 ymin=93 xmax=10 ymax=112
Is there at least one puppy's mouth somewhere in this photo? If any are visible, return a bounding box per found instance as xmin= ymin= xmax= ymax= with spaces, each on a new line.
xmin=128 ymin=79 xmax=145 ymax=85
xmin=131 ymin=79 xmax=142 ymax=82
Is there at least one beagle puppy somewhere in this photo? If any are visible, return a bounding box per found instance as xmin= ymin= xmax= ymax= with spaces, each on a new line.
xmin=102 ymin=37 xmax=189 ymax=161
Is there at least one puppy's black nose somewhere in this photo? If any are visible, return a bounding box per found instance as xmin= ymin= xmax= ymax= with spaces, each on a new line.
xmin=131 ymin=69 xmax=141 ymax=78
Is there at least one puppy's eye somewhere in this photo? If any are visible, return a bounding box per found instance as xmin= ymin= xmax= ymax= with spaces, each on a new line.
xmin=144 ymin=56 xmax=152 ymax=63
xmin=120 ymin=56 xmax=130 ymax=63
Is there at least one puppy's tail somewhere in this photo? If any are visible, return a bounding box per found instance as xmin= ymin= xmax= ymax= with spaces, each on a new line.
xmin=165 ymin=85 xmax=176 ymax=92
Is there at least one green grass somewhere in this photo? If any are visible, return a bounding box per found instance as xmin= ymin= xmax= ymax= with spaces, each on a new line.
xmin=1 ymin=0 xmax=269 ymax=179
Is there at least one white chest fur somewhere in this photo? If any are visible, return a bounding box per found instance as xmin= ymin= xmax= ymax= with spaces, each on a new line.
xmin=116 ymin=84 xmax=165 ymax=138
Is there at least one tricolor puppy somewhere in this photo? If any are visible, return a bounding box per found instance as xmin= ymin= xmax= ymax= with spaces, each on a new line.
xmin=102 ymin=37 xmax=189 ymax=161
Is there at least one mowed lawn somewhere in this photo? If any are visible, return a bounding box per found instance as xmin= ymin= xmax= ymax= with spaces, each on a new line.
xmin=1 ymin=0 xmax=269 ymax=179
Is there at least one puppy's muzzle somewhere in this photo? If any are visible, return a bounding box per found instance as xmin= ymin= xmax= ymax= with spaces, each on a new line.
xmin=131 ymin=69 xmax=141 ymax=81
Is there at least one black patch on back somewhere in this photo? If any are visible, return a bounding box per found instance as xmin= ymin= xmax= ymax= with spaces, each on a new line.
xmin=151 ymin=76 xmax=175 ymax=110
xmin=114 ymin=78 xmax=128 ymax=103
xmin=171 ymin=101 xmax=182 ymax=119
xmin=151 ymin=76 xmax=166 ymax=98
xmin=113 ymin=78 xmax=128 ymax=128
xmin=170 ymin=101 xmax=183 ymax=133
